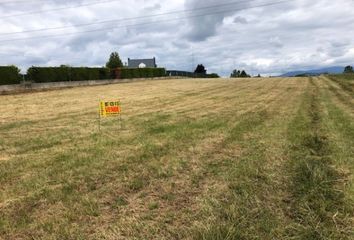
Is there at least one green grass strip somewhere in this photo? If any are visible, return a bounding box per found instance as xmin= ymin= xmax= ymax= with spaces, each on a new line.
xmin=285 ymin=78 xmax=352 ymax=239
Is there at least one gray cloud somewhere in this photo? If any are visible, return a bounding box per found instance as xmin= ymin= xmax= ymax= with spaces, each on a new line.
xmin=269 ymin=37 xmax=283 ymax=48
xmin=233 ymin=16 xmax=248 ymax=24
xmin=184 ymin=0 xmax=251 ymax=41
xmin=143 ymin=3 xmax=162 ymax=12
xmin=0 ymin=0 xmax=354 ymax=76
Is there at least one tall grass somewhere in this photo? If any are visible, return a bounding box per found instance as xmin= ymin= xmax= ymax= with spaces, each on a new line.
xmin=284 ymin=78 xmax=353 ymax=239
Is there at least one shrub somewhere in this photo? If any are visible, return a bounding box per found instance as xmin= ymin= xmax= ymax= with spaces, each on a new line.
xmin=344 ymin=65 xmax=353 ymax=74
xmin=0 ymin=65 xmax=21 ymax=85
xmin=206 ymin=73 xmax=220 ymax=78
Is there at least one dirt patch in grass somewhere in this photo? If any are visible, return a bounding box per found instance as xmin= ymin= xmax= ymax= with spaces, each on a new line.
xmin=0 ymin=155 xmax=9 ymax=162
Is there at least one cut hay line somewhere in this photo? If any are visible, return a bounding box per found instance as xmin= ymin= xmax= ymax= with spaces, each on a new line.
xmin=0 ymin=77 xmax=352 ymax=239
xmin=283 ymin=77 xmax=353 ymax=239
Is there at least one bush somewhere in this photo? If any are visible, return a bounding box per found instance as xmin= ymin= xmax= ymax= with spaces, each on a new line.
xmin=193 ymin=73 xmax=220 ymax=78
xmin=0 ymin=65 xmax=21 ymax=85
xmin=207 ymin=73 xmax=220 ymax=78
xmin=27 ymin=66 xmax=110 ymax=83
xmin=344 ymin=65 xmax=353 ymax=74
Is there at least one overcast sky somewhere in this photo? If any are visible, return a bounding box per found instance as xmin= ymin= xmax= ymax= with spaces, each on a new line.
xmin=0 ymin=0 xmax=353 ymax=76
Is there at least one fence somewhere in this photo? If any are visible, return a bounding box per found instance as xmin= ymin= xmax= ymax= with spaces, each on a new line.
xmin=0 ymin=76 xmax=185 ymax=95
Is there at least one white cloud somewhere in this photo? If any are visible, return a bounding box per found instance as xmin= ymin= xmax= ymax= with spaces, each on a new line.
xmin=0 ymin=0 xmax=353 ymax=76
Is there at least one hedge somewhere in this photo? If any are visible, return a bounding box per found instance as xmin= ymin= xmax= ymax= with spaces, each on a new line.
xmin=166 ymin=70 xmax=219 ymax=78
xmin=194 ymin=73 xmax=220 ymax=78
xmin=117 ymin=68 xmax=166 ymax=79
xmin=0 ymin=66 xmax=21 ymax=85
xmin=27 ymin=66 xmax=110 ymax=83
xmin=206 ymin=73 xmax=220 ymax=78
xmin=167 ymin=70 xmax=194 ymax=77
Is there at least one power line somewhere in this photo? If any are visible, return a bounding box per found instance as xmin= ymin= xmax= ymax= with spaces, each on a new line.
xmin=0 ymin=37 xmax=288 ymax=58
xmin=0 ymin=0 xmax=258 ymax=36
xmin=0 ymin=0 xmax=121 ymax=19
xmin=0 ymin=0 xmax=46 ymax=4
xmin=0 ymin=40 xmax=285 ymax=70
xmin=0 ymin=0 xmax=292 ymax=43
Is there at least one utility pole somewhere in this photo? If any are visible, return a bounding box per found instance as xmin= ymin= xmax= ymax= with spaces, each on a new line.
xmin=192 ymin=51 xmax=194 ymax=72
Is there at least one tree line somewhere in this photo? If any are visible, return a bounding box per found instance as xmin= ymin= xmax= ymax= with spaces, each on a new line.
xmin=1 ymin=51 xmax=353 ymax=85
xmin=230 ymin=69 xmax=252 ymax=78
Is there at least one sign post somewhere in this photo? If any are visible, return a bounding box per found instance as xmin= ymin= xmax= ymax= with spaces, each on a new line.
xmin=98 ymin=100 xmax=122 ymax=132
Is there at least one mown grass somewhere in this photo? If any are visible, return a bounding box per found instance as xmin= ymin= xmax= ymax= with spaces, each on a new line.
xmin=0 ymin=77 xmax=353 ymax=239
xmin=191 ymin=85 xmax=307 ymax=239
xmin=284 ymin=77 xmax=353 ymax=239
xmin=321 ymin=75 xmax=354 ymax=117
xmin=192 ymin=110 xmax=279 ymax=239
xmin=327 ymin=74 xmax=354 ymax=94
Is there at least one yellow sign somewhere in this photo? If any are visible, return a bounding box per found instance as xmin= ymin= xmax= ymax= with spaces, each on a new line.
xmin=100 ymin=100 xmax=121 ymax=117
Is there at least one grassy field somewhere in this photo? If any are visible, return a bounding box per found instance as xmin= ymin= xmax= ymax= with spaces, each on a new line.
xmin=0 ymin=76 xmax=353 ymax=239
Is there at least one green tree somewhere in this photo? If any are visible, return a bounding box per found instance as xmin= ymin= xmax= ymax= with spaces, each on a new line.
xmin=230 ymin=69 xmax=240 ymax=78
xmin=0 ymin=65 xmax=21 ymax=85
xmin=230 ymin=69 xmax=250 ymax=78
xmin=344 ymin=65 xmax=354 ymax=73
xmin=240 ymin=70 xmax=250 ymax=78
xmin=106 ymin=52 xmax=123 ymax=69
xmin=194 ymin=64 xmax=206 ymax=74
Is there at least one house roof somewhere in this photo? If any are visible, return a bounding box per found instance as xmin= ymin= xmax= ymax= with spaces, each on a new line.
xmin=128 ymin=58 xmax=156 ymax=68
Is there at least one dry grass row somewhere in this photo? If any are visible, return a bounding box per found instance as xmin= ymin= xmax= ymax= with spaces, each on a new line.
xmin=1 ymin=77 xmax=352 ymax=239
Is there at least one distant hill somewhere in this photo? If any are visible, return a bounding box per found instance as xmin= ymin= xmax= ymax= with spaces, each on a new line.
xmin=280 ymin=66 xmax=344 ymax=77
